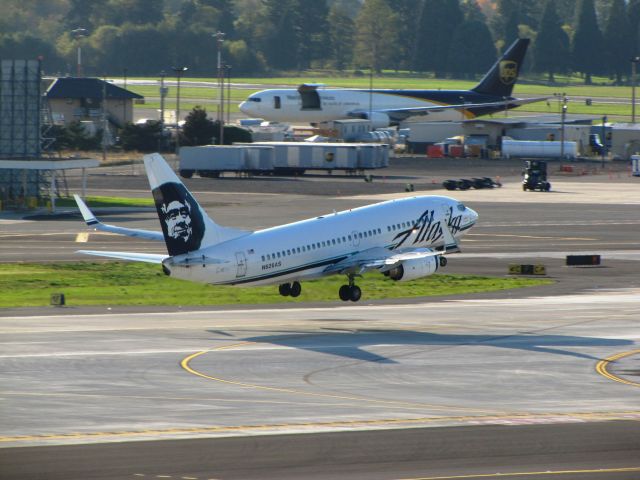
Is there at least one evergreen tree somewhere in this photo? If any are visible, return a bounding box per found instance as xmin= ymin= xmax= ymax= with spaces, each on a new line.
xmin=447 ymin=19 xmax=496 ymax=79
xmin=533 ymin=0 xmax=569 ymax=83
xmin=630 ymin=0 xmax=640 ymax=57
xmin=604 ymin=0 xmax=631 ymax=84
xmin=572 ymin=0 xmax=605 ymax=84
xmin=383 ymin=0 xmax=421 ymax=71
xmin=327 ymin=4 xmax=354 ymax=70
xmin=414 ymin=0 xmax=463 ymax=76
xmin=262 ymin=0 xmax=302 ymax=70
xmin=353 ymin=0 xmax=398 ymax=72
xmin=181 ymin=106 xmax=216 ymax=146
xmin=201 ymin=0 xmax=236 ymax=37
xmin=296 ymin=0 xmax=329 ymax=69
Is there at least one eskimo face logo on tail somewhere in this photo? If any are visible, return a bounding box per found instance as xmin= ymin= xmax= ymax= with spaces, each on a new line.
xmin=152 ymin=182 xmax=205 ymax=256
xmin=499 ymin=60 xmax=518 ymax=85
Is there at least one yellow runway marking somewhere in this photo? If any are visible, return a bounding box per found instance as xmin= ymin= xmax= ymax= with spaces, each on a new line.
xmin=398 ymin=466 xmax=640 ymax=479
xmin=181 ymin=343 xmax=500 ymax=414
xmin=596 ymin=349 xmax=640 ymax=388
xmin=2 ymin=411 xmax=639 ymax=444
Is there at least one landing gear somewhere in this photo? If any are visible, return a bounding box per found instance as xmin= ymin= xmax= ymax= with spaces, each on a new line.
xmin=279 ymin=281 xmax=301 ymax=298
xmin=339 ymin=274 xmax=362 ymax=302
xmin=439 ymin=256 xmax=447 ymax=267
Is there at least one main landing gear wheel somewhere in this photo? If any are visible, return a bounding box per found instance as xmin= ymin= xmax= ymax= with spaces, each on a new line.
xmin=289 ymin=281 xmax=301 ymax=297
xmin=439 ymin=256 xmax=447 ymax=267
xmin=279 ymin=282 xmax=302 ymax=297
xmin=338 ymin=275 xmax=362 ymax=302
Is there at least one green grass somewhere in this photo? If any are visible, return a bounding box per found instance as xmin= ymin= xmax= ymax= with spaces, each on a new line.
xmin=55 ymin=196 xmax=154 ymax=208
xmin=0 ymin=262 xmax=553 ymax=308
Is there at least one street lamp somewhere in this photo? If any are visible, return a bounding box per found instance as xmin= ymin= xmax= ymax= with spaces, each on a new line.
xmin=214 ymin=31 xmax=225 ymax=145
xmin=159 ymin=70 xmax=167 ymax=151
xmin=172 ymin=66 xmax=188 ymax=152
xmin=631 ymin=57 xmax=640 ymax=123
xmin=71 ymin=28 xmax=88 ymax=77
xmin=560 ymin=99 xmax=567 ymax=160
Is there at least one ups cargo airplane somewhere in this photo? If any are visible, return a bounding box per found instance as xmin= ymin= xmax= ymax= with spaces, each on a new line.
xmin=74 ymin=154 xmax=478 ymax=302
xmin=239 ymin=39 xmax=543 ymax=127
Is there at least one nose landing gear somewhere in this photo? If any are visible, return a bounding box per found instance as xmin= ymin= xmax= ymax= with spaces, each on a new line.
xmin=339 ymin=274 xmax=362 ymax=302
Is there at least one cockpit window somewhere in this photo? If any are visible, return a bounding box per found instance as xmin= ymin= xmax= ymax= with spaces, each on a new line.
xmin=457 ymin=203 xmax=466 ymax=212
xmin=248 ymin=97 xmax=261 ymax=102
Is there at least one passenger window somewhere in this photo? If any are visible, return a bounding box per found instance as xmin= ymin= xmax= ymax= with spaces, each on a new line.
xmin=348 ymin=235 xmax=352 ymax=241
xmin=297 ymin=247 xmax=301 ymax=253
xmin=358 ymin=232 xmax=363 ymax=239
xmin=277 ymin=252 xmax=281 ymax=258
xmin=378 ymin=228 xmax=382 ymax=234
xmin=287 ymin=249 xmax=291 ymax=255
xmin=342 ymin=236 xmax=346 ymax=242
xmin=262 ymin=255 xmax=265 ymax=261
xmin=332 ymin=239 xmax=336 ymax=245
xmin=274 ymin=95 xmax=281 ymax=109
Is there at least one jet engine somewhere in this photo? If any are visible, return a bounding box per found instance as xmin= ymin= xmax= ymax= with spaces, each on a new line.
xmin=387 ymin=256 xmax=438 ymax=282
xmin=361 ymin=111 xmax=391 ymax=128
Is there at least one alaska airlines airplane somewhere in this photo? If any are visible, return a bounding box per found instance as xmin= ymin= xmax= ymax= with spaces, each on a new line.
xmin=239 ymin=39 xmax=543 ymax=128
xmin=74 ymin=154 xmax=478 ymax=302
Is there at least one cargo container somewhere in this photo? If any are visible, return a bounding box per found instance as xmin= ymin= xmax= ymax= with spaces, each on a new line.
xmin=502 ymin=139 xmax=577 ymax=159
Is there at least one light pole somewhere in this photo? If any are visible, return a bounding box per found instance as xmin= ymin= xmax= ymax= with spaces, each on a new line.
xmin=214 ymin=31 xmax=225 ymax=145
xmin=159 ymin=70 xmax=167 ymax=151
xmin=71 ymin=28 xmax=87 ymax=77
xmin=172 ymin=66 xmax=188 ymax=152
xmin=560 ymin=97 xmax=567 ymax=160
xmin=632 ymin=57 xmax=640 ymax=123
xmin=123 ymin=67 xmax=128 ymax=123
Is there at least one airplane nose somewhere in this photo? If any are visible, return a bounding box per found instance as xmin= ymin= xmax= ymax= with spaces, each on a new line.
xmin=239 ymin=101 xmax=250 ymax=114
xmin=467 ymin=207 xmax=479 ymax=225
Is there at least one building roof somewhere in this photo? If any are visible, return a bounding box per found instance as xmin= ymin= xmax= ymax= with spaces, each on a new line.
xmin=464 ymin=114 xmax=599 ymax=126
xmin=45 ymin=77 xmax=143 ymax=100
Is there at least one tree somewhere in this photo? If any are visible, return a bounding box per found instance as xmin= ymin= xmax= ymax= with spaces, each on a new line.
xmin=447 ymin=20 xmax=496 ymax=78
xmin=296 ymin=0 xmax=329 ymax=69
xmin=261 ymin=0 xmax=302 ymax=70
xmin=181 ymin=107 xmax=217 ymax=146
xmin=571 ymin=0 xmax=605 ymax=84
xmin=120 ymin=121 xmax=162 ymax=151
xmin=413 ymin=0 xmax=463 ymax=76
xmin=604 ymin=0 xmax=631 ymax=84
xmin=533 ymin=0 xmax=569 ymax=83
xmin=103 ymin=0 xmax=165 ymax=26
xmin=383 ymin=0 xmax=420 ymax=71
xmin=327 ymin=4 xmax=354 ymax=70
xmin=353 ymin=0 xmax=399 ymax=72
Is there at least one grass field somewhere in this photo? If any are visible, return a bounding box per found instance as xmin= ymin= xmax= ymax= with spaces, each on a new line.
xmin=0 ymin=262 xmax=553 ymax=308
xmin=55 ymin=196 xmax=154 ymax=208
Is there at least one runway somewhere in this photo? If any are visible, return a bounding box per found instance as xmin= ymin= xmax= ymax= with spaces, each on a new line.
xmin=1 ymin=290 xmax=640 ymax=478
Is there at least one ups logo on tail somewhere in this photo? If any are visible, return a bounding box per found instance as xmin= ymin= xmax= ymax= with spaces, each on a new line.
xmin=499 ymin=60 xmax=518 ymax=85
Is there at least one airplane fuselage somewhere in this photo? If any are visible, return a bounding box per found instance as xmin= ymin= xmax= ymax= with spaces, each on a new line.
xmin=165 ymin=195 xmax=477 ymax=286
xmin=239 ymin=88 xmax=508 ymax=125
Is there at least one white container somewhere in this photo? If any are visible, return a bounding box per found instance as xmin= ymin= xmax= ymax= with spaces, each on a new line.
xmin=502 ymin=139 xmax=577 ymax=159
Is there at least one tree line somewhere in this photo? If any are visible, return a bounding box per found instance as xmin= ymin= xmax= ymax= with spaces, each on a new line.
xmin=1 ymin=0 xmax=639 ymax=84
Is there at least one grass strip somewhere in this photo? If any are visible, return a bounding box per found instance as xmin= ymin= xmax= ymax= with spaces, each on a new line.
xmin=54 ymin=196 xmax=154 ymax=208
xmin=0 ymin=262 xmax=553 ymax=308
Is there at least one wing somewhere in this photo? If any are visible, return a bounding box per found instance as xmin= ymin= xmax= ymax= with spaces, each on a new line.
xmin=76 ymin=250 xmax=168 ymax=263
xmin=74 ymin=194 xmax=164 ymax=241
xmin=325 ymin=219 xmax=459 ymax=275
xmin=349 ymin=97 xmax=547 ymax=122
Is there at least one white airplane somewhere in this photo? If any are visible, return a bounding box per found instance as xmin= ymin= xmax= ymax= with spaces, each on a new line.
xmin=74 ymin=154 xmax=478 ymax=302
xmin=239 ymin=39 xmax=544 ymax=127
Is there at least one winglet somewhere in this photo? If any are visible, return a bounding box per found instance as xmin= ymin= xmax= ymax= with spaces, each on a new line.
xmin=74 ymin=194 xmax=99 ymax=226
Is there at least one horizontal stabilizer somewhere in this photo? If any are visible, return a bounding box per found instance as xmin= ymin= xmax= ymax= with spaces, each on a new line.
xmin=77 ymin=250 xmax=168 ymax=263
xmin=74 ymin=194 xmax=164 ymax=241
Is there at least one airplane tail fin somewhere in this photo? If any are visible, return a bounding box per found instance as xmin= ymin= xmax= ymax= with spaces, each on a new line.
xmin=144 ymin=153 xmax=249 ymax=257
xmin=472 ymin=38 xmax=530 ymax=98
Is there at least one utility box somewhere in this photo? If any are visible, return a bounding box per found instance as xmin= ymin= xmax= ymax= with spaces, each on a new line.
xmin=632 ymin=155 xmax=640 ymax=176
